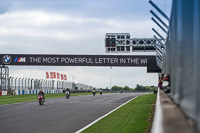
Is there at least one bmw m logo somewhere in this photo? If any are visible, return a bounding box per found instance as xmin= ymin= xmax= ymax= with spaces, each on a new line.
xmin=3 ymin=55 xmax=12 ymax=64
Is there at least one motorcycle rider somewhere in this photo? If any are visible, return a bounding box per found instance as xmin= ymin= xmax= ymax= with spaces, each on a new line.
xmin=99 ymin=88 xmax=103 ymax=95
xmin=92 ymin=88 xmax=96 ymax=96
xmin=65 ymin=88 xmax=70 ymax=97
xmin=38 ymin=90 xmax=45 ymax=101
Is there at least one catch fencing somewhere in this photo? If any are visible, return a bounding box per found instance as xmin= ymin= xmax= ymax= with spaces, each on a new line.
xmin=162 ymin=0 xmax=200 ymax=132
xmin=0 ymin=77 xmax=97 ymax=95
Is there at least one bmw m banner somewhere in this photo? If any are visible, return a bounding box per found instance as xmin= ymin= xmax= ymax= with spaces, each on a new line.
xmin=0 ymin=54 xmax=157 ymax=67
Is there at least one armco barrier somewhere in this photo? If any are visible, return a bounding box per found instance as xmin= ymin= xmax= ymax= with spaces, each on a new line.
xmin=14 ymin=89 xmax=62 ymax=95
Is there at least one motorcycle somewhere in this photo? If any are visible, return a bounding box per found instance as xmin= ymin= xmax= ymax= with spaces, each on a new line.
xmin=65 ymin=91 xmax=70 ymax=99
xmin=100 ymin=92 xmax=102 ymax=95
xmin=92 ymin=92 xmax=96 ymax=96
xmin=38 ymin=94 xmax=44 ymax=105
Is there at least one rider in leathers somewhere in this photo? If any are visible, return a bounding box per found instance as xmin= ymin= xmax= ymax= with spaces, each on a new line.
xmin=38 ymin=90 xmax=45 ymax=101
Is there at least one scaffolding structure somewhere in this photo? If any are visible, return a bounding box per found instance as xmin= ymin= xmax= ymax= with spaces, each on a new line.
xmin=0 ymin=65 xmax=9 ymax=90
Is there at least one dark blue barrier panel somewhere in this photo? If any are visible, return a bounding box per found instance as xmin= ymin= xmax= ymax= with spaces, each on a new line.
xmin=22 ymin=90 xmax=25 ymax=95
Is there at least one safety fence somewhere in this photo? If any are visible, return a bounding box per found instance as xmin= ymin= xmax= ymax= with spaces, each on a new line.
xmin=14 ymin=89 xmax=62 ymax=95
xmin=7 ymin=77 xmax=96 ymax=91
xmin=161 ymin=0 xmax=200 ymax=132
xmin=0 ymin=77 xmax=98 ymax=96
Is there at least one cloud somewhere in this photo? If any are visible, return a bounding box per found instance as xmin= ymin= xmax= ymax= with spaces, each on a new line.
xmin=0 ymin=11 xmax=154 ymax=54
xmin=0 ymin=2 xmax=160 ymax=88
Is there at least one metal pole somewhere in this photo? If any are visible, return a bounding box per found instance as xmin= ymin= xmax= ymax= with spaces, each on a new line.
xmin=31 ymin=79 xmax=33 ymax=89
xmin=27 ymin=78 xmax=30 ymax=89
xmin=7 ymin=67 xmax=9 ymax=90
xmin=34 ymin=79 xmax=37 ymax=90
xmin=38 ymin=80 xmax=40 ymax=90
xmin=22 ymin=78 xmax=24 ymax=90
xmin=0 ymin=66 xmax=2 ymax=90
xmin=11 ymin=77 xmax=14 ymax=89
xmin=8 ymin=77 xmax=12 ymax=90
xmin=151 ymin=17 xmax=167 ymax=33
xmin=40 ymin=80 xmax=41 ymax=90
xmin=15 ymin=78 xmax=18 ymax=90
xmin=46 ymin=80 xmax=48 ymax=89
xmin=18 ymin=78 xmax=21 ymax=90
xmin=43 ymin=80 xmax=45 ymax=89
xmin=25 ymin=78 xmax=27 ymax=89
xmin=34 ymin=79 xmax=38 ymax=90
xmin=62 ymin=81 xmax=64 ymax=90
xmin=154 ymin=35 xmax=165 ymax=48
xmin=49 ymin=80 xmax=50 ymax=89
xmin=47 ymin=80 xmax=48 ymax=89
xmin=149 ymin=0 xmax=170 ymax=21
xmin=52 ymin=80 xmax=55 ymax=89
xmin=152 ymin=28 xmax=165 ymax=41
xmin=150 ymin=10 xmax=169 ymax=29
xmin=41 ymin=79 xmax=43 ymax=90
xmin=45 ymin=80 xmax=47 ymax=89
xmin=57 ymin=80 xmax=59 ymax=90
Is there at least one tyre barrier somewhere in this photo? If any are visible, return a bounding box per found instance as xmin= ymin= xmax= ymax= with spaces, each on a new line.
xmin=14 ymin=89 xmax=62 ymax=95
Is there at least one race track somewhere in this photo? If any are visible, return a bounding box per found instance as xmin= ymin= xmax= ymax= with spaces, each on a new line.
xmin=0 ymin=93 xmax=146 ymax=133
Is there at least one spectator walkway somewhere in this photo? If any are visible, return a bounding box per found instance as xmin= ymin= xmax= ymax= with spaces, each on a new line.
xmin=152 ymin=89 xmax=195 ymax=133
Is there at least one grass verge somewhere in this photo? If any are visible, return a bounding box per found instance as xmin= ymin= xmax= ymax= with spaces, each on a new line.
xmin=82 ymin=94 xmax=157 ymax=133
xmin=0 ymin=92 xmax=92 ymax=105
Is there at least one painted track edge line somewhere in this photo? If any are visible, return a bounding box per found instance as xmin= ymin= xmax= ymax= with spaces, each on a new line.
xmin=75 ymin=95 xmax=139 ymax=133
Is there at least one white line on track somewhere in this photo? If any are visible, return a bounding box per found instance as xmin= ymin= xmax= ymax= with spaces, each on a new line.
xmin=0 ymin=101 xmax=37 ymax=107
xmin=75 ymin=95 xmax=139 ymax=133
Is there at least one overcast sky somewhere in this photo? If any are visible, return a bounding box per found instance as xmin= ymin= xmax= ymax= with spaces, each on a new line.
xmin=0 ymin=0 xmax=172 ymax=89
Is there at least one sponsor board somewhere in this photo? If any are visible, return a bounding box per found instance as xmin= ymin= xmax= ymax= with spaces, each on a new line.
xmin=0 ymin=54 xmax=156 ymax=67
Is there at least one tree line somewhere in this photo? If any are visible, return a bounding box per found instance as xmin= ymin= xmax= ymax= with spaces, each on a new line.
xmin=110 ymin=84 xmax=156 ymax=92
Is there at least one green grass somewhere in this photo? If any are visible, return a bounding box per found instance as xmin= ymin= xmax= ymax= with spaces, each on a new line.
xmin=0 ymin=92 xmax=92 ymax=105
xmin=82 ymin=94 xmax=157 ymax=133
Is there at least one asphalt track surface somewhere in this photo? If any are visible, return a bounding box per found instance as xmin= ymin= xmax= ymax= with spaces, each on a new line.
xmin=0 ymin=93 xmax=147 ymax=133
